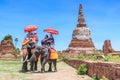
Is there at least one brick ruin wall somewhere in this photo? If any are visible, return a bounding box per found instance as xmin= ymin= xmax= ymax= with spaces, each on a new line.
xmin=64 ymin=59 xmax=120 ymax=80
xmin=0 ymin=40 xmax=18 ymax=58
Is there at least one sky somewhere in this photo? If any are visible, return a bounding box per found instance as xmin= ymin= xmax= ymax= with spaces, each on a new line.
xmin=0 ymin=0 xmax=120 ymax=51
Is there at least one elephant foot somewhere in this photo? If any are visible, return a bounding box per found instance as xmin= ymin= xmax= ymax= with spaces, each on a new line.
xmin=41 ymin=68 xmax=45 ymax=73
xmin=20 ymin=69 xmax=28 ymax=73
xmin=34 ymin=68 xmax=37 ymax=71
xmin=54 ymin=69 xmax=57 ymax=72
xmin=30 ymin=69 xmax=34 ymax=72
xmin=34 ymin=69 xmax=37 ymax=72
xmin=41 ymin=69 xmax=43 ymax=73
xmin=40 ymin=71 xmax=44 ymax=73
xmin=40 ymin=70 xmax=44 ymax=73
xmin=48 ymin=69 xmax=52 ymax=72
xmin=30 ymin=70 xmax=34 ymax=73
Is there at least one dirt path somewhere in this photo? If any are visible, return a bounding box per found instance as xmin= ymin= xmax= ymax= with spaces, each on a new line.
xmin=26 ymin=61 xmax=92 ymax=80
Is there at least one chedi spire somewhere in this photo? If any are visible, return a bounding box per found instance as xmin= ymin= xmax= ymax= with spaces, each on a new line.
xmin=66 ymin=4 xmax=98 ymax=54
xmin=77 ymin=4 xmax=87 ymax=27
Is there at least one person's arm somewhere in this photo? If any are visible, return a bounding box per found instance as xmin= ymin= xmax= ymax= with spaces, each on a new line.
xmin=42 ymin=38 xmax=46 ymax=42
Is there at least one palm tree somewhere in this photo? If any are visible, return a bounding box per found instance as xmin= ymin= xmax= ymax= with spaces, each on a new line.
xmin=14 ymin=38 xmax=18 ymax=47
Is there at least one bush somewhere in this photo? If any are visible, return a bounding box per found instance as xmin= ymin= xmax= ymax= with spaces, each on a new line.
xmin=91 ymin=75 xmax=98 ymax=80
xmin=111 ymin=55 xmax=120 ymax=63
xmin=89 ymin=54 xmax=97 ymax=61
xmin=58 ymin=54 xmax=70 ymax=60
xmin=102 ymin=54 xmax=112 ymax=62
xmin=112 ymin=55 xmax=120 ymax=60
xmin=100 ymin=76 xmax=108 ymax=80
xmin=77 ymin=64 xmax=87 ymax=75
xmin=15 ymin=48 xmax=20 ymax=54
xmin=3 ymin=34 xmax=12 ymax=40
xmin=78 ymin=54 xmax=86 ymax=60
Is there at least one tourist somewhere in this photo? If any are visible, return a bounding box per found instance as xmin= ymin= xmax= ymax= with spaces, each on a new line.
xmin=47 ymin=34 xmax=54 ymax=47
xmin=32 ymin=31 xmax=38 ymax=43
xmin=25 ymin=32 xmax=33 ymax=40
xmin=41 ymin=35 xmax=49 ymax=46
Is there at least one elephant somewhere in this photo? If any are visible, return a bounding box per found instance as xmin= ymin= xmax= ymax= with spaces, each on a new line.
xmin=26 ymin=46 xmax=49 ymax=72
xmin=20 ymin=42 xmax=38 ymax=72
xmin=28 ymin=46 xmax=58 ymax=73
xmin=21 ymin=42 xmax=58 ymax=73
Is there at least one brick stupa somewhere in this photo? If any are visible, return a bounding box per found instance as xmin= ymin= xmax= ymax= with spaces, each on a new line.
xmin=66 ymin=4 xmax=97 ymax=54
xmin=0 ymin=36 xmax=17 ymax=58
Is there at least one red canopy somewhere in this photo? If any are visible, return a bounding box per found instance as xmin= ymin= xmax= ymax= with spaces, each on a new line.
xmin=43 ymin=28 xmax=59 ymax=35
xmin=24 ymin=25 xmax=38 ymax=32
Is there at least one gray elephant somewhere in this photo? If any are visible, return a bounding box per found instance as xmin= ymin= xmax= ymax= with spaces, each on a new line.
xmin=28 ymin=46 xmax=58 ymax=72
xmin=20 ymin=42 xmax=38 ymax=72
xmin=28 ymin=46 xmax=50 ymax=72
xmin=21 ymin=41 xmax=57 ymax=73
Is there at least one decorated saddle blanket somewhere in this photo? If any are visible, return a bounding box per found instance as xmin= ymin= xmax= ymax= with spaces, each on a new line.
xmin=49 ymin=48 xmax=58 ymax=59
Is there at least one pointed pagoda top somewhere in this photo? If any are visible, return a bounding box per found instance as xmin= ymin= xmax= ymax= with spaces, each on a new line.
xmin=77 ymin=4 xmax=87 ymax=27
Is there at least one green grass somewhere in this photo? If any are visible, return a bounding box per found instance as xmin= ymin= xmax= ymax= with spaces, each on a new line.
xmin=0 ymin=60 xmax=34 ymax=80
xmin=61 ymin=53 xmax=120 ymax=64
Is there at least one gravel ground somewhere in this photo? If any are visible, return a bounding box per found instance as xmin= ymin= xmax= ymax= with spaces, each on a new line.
xmin=26 ymin=61 xmax=92 ymax=80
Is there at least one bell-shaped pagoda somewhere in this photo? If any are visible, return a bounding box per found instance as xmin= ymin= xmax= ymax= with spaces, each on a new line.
xmin=67 ymin=4 xmax=97 ymax=54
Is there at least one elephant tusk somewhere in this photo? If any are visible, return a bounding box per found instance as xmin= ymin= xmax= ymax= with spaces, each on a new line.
xmin=23 ymin=55 xmax=28 ymax=63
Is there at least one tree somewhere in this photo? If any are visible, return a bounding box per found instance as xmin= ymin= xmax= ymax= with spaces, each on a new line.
xmin=14 ymin=38 xmax=18 ymax=47
xmin=2 ymin=34 xmax=12 ymax=41
xmin=15 ymin=48 xmax=20 ymax=54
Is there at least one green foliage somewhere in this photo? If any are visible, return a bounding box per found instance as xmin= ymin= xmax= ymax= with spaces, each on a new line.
xmin=57 ymin=51 xmax=61 ymax=54
xmin=77 ymin=64 xmax=87 ymax=75
xmin=78 ymin=54 xmax=86 ymax=60
xmin=112 ymin=55 xmax=120 ymax=59
xmin=98 ymin=49 xmax=103 ymax=52
xmin=3 ymin=34 xmax=12 ymax=40
xmin=89 ymin=54 xmax=97 ymax=61
xmin=15 ymin=48 xmax=20 ymax=54
xmin=58 ymin=54 xmax=71 ymax=60
xmin=111 ymin=55 xmax=120 ymax=63
xmin=99 ymin=52 xmax=104 ymax=56
xmin=91 ymin=75 xmax=98 ymax=80
xmin=100 ymin=76 xmax=108 ymax=80
xmin=14 ymin=38 xmax=18 ymax=42
xmin=14 ymin=38 xmax=18 ymax=46
xmin=102 ymin=54 xmax=112 ymax=62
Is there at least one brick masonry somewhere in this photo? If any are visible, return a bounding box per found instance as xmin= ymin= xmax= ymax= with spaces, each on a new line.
xmin=0 ymin=38 xmax=17 ymax=58
xmin=64 ymin=59 xmax=120 ymax=80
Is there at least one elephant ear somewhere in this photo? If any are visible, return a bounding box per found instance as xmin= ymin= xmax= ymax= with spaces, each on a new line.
xmin=36 ymin=46 xmax=42 ymax=52
xmin=28 ymin=42 xmax=37 ymax=49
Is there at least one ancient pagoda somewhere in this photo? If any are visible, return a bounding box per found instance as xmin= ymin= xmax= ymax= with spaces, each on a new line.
xmin=0 ymin=35 xmax=18 ymax=58
xmin=66 ymin=4 xmax=97 ymax=54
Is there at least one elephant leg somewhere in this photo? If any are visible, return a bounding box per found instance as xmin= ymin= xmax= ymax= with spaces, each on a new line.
xmin=29 ymin=54 xmax=36 ymax=71
xmin=30 ymin=60 xmax=35 ymax=71
xmin=22 ymin=56 xmax=28 ymax=72
xmin=40 ymin=57 xmax=44 ymax=72
xmin=53 ymin=59 xmax=57 ymax=72
xmin=48 ymin=60 xmax=52 ymax=72
xmin=34 ymin=58 xmax=38 ymax=71
xmin=41 ymin=57 xmax=48 ymax=73
xmin=22 ymin=61 xmax=28 ymax=72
